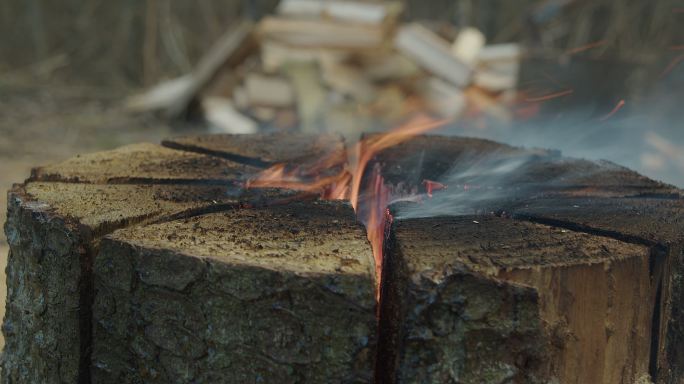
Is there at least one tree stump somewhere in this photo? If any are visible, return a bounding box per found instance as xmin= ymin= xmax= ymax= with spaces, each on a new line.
xmin=2 ymin=133 xmax=683 ymax=384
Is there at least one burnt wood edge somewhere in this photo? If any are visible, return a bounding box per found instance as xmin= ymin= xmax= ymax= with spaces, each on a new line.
xmin=7 ymin=183 xmax=317 ymax=384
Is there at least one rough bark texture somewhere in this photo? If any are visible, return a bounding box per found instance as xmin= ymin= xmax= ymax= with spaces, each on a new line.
xmin=2 ymin=135 xmax=344 ymax=384
xmin=380 ymin=215 xmax=653 ymax=384
xmin=92 ymin=201 xmax=376 ymax=383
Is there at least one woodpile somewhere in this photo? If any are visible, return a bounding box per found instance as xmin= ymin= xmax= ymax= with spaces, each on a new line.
xmin=128 ymin=1 xmax=522 ymax=134
xmin=3 ymin=132 xmax=684 ymax=383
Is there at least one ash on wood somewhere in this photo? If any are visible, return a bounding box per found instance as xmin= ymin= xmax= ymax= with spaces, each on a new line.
xmin=92 ymin=201 xmax=376 ymax=383
xmin=380 ymin=215 xmax=654 ymax=383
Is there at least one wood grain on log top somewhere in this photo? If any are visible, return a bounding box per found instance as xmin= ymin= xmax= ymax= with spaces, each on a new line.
xmin=29 ymin=143 xmax=259 ymax=184
xmin=162 ymin=132 xmax=346 ymax=167
xmin=92 ymin=201 xmax=376 ymax=383
xmin=372 ymin=134 xmax=677 ymax=198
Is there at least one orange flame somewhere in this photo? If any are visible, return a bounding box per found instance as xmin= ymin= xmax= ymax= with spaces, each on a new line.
xmin=246 ymin=115 xmax=448 ymax=293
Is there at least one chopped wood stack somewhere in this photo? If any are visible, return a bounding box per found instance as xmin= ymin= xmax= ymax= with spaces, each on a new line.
xmin=128 ymin=1 xmax=522 ymax=134
xmin=3 ymin=133 xmax=684 ymax=384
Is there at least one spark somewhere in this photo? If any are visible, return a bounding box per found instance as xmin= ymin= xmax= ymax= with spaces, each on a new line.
xmin=660 ymin=55 xmax=684 ymax=78
xmin=599 ymin=99 xmax=625 ymax=121
xmin=565 ymin=40 xmax=607 ymax=55
xmin=524 ymin=89 xmax=574 ymax=103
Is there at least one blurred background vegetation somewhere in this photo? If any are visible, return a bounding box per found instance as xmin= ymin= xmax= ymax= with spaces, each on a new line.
xmin=1 ymin=0 xmax=679 ymax=90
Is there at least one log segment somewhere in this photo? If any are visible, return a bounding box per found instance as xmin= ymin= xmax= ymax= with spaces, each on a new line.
xmin=2 ymin=136 xmax=340 ymax=384
xmin=378 ymin=135 xmax=684 ymax=383
xmin=380 ymin=215 xmax=654 ymax=384
xmin=92 ymin=201 xmax=376 ymax=383
xmin=507 ymin=196 xmax=684 ymax=383
xmin=371 ymin=134 xmax=678 ymax=198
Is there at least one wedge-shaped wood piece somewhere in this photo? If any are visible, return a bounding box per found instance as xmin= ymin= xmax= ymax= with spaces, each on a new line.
xmin=370 ymin=134 xmax=677 ymax=198
xmin=92 ymin=201 xmax=377 ymax=383
xmin=380 ymin=215 xmax=654 ymax=384
xmin=394 ymin=23 xmax=471 ymax=87
xmin=30 ymin=143 xmax=258 ymax=184
xmin=163 ymin=132 xmax=346 ymax=167
xmin=2 ymin=182 xmax=285 ymax=384
xmin=507 ymin=196 xmax=684 ymax=383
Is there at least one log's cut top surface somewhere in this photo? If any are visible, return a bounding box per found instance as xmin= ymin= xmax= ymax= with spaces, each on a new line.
xmin=374 ymin=134 xmax=677 ymax=197
xmin=163 ymin=132 xmax=346 ymax=166
xmin=108 ymin=201 xmax=374 ymax=277
xmin=30 ymin=143 xmax=258 ymax=184
xmin=18 ymin=182 xmax=291 ymax=236
xmin=511 ymin=196 xmax=684 ymax=244
xmin=391 ymin=215 xmax=649 ymax=277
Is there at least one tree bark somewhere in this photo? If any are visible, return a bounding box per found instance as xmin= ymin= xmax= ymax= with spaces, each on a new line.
xmin=92 ymin=201 xmax=376 ymax=383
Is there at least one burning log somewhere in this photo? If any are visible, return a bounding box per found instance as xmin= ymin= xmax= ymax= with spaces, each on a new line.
xmin=3 ymin=133 xmax=684 ymax=384
xmin=92 ymin=201 xmax=376 ymax=383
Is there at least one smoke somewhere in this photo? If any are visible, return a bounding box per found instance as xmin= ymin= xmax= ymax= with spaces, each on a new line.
xmin=437 ymin=58 xmax=684 ymax=188
xmin=390 ymin=150 xmax=566 ymax=220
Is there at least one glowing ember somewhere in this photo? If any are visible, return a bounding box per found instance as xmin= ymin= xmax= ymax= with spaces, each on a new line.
xmin=660 ymin=54 xmax=684 ymax=78
xmin=524 ymin=89 xmax=574 ymax=103
xmin=246 ymin=115 xmax=448 ymax=292
xmin=599 ymin=99 xmax=626 ymax=121
xmin=422 ymin=179 xmax=447 ymax=198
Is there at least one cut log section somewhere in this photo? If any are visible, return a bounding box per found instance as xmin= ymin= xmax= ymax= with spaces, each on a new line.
xmin=506 ymin=196 xmax=684 ymax=383
xmin=380 ymin=215 xmax=654 ymax=383
xmin=92 ymin=201 xmax=376 ymax=383
xmin=1 ymin=134 xmax=340 ymax=384
xmin=1 ymin=183 xmax=294 ymax=383
xmin=370 ymin=134 xmax=678 ymax=198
